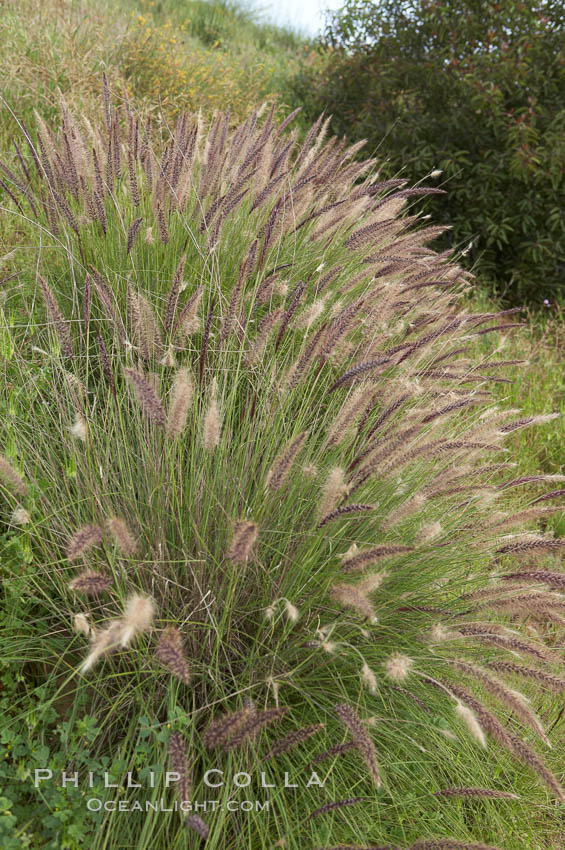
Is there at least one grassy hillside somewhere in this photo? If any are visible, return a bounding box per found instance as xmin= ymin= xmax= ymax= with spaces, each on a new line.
xmin=0 ymin=0 xmax=310 ymax=144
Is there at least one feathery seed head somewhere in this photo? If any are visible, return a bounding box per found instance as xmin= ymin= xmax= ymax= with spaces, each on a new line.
xmin=340 ymin=543 xmax=359 ymax=562
xmin=73 ymin=613 xmax=91 ymax=635
xmin=0 ymin=455 xmax=28 ymax=497
xmin=428 ymin=623 xmax=451 ymax=643
xmin=80 ymin=620 xmax=124 ymax=673
xmin=166 ymin=367 xmax=193 ymax=439
xmin=361 ymin=662 xmax=378 ymax=694
xmin=119 ymin=594 xmax=155 ymax=647
xmin=159 ymin=346 xmax=176 ymax=367
xmin=285 ymin=600 xmax=300 ymax=623
xmin=265 ymin=431 xmax=308 ymax=491
xmin=106 ymin=516 xmax=138 ymax=556
xmin=11 ymin=507 xmax=30 ymax=525
xmin=69 ymin=570 xmax=112 ymax=595
xmin=455 ymin=701 xmax=487 ymax=748
xmin=168 ymin=731 xmax=191 ymax=803
xmin=185 ymin=814 xmax=209 ymax=840
xmin=331 ymin=583 xmax=376 ymax=621
xmin=123 ymin=368 xmax=166 ymax=425
xmin=358 ymin=572 xmax=387 ymax=594
xmin=264 ymin=723 xmax=325 ymax=760
xmin=335 ymin=702 xmax=381 ymax=787
xmin=417 ymin=521 xmax=443 ymax=543
xmin=67 ymin=524 xmax=104 ymax=561
xmin=156 ymin=628 xmax=191 ymax=684
xmin=384 ymin=653 xmax=414 ymax=681
xmin=203 ymin=380 xmax=222 ymax=449
xmin=69 ymin=412 xmax=87 ymax=441
xmin=318 ymin=467 xmax=350 ymax=520
xmin=227 ymin=520 xmax=259 ymax=563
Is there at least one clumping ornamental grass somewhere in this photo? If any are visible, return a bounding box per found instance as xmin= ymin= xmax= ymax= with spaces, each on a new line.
xmin=1 ymin=85 xmax=565 ymax=850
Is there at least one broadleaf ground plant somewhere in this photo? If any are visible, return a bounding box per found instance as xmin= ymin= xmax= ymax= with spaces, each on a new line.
xmin=1 ymin=87 xmax=565 ymax=849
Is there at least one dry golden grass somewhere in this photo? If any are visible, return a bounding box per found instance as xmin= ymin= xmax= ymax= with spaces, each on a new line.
xmin=0 ymin=0 xmax=126 ymax=145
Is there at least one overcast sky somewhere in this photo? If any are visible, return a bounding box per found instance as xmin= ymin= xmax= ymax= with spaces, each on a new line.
xmin=258 ymin=0 xmax=342 ymax=36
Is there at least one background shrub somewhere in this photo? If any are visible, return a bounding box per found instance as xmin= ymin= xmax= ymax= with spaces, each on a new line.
xmin=121 ymin=0 xmax=307 ymax=120
xmin=292 ymin=0 xmax=565 ymax=305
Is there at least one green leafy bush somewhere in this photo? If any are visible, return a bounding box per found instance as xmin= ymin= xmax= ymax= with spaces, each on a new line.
xmin=292 ymin=0 xmax=565 ymax=305
xmin=1 ymin=90 xmax=565 ymax=849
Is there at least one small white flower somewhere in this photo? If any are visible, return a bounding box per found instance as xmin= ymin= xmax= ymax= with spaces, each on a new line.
xmin=430 ymin=169 xmax=443 ymax=178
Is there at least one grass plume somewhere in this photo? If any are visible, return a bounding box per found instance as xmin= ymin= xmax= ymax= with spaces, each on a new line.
xmin=2 ymin=88 xmax=564 ymax=850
